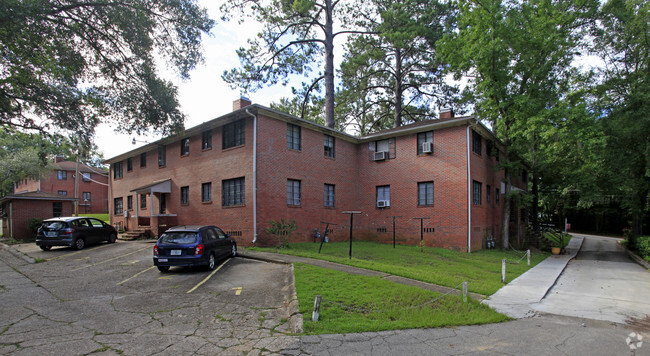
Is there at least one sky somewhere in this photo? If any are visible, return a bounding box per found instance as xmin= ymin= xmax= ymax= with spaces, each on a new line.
xmin=96 ymin=0 xmax=296 ymax=160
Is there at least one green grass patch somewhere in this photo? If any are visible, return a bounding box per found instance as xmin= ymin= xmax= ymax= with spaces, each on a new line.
xmin=81 ymin=214 xmax=110 ymax=223
xmin=252 ymin=241 xmax=549 ymax=295
xmin=294 ymin=263 xmax=510 ymax=334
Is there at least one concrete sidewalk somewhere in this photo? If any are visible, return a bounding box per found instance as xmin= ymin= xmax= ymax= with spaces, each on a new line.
xmin=483 ymin=236 xmax=584 ymax=318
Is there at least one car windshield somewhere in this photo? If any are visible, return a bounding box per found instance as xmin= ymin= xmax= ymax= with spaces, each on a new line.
xmin=42 ymin=221 xmax=67 ymax=230
xmin=160 ymin=232 xmax=198 ymax=244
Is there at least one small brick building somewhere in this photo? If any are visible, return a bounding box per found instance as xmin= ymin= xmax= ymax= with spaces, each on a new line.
xmin=106 ymin=99 xmax=527 ymax=252
xmin=0 ymin=192 xmax=76 ymax=240
xmin=14 ymin=157 xmax=109 ymax=214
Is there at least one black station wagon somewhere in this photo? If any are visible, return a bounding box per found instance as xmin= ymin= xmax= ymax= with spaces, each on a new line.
xmin=153 ymin=225 xmax=237 ymax=272
xmin=36 ymin=216 xmax=118 ymax=250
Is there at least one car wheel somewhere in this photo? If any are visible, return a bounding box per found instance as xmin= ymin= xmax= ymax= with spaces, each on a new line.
xmin=108 ymin=233 xmax=117 ymax=243
xmin=157 ymin=266 xmax=170 ymax=272
xmin=207 ymin=253 xmax=216 ymax=271
xmin=74 ymin=238 xmax=85 ymax=250
xmin=39 ymin=245 xmax=51 ymax=251
xmin=231 ymin=244 xmax=237 ymax=257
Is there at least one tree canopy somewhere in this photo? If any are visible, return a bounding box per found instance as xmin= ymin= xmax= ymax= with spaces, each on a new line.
xmin=0 ymin=0 xmax=214 ymax=137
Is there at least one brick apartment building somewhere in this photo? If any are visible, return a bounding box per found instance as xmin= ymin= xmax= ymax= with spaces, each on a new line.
xmin=106 ymin=98 xmax=528 ymax=252
xmin=14 ymin=156 xmax=110 ymax=214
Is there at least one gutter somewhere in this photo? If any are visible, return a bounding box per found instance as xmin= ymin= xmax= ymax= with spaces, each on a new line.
xmin=245 ymin=108 xmax=258 ymax=244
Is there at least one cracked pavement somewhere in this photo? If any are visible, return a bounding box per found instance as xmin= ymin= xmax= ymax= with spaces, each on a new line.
xmin=0 ymin=241 xmax=646 ymax=355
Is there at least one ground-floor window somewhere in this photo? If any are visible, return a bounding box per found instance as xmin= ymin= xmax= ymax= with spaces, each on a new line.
xmin=114 ymin=198 xmax=123 ymax=215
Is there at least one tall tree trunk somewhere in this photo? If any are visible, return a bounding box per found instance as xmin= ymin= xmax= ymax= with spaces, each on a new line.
xmin=394 ymin=48 xmax=403 ymax=128
xmin=324 ymin=0 xmax=335 ymax=129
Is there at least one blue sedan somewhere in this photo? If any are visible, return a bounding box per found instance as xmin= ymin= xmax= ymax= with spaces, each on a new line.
xmin=153 ymin=225 xmax=237 ymax=272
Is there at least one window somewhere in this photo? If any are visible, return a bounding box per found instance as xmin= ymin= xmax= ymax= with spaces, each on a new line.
xmin=376 ymin=185 xmax=390 ymax=206
xmin=114 ymin=162 xmax=123 ymax=179
xmin=223 ymin=177 xmax=245 ymax=206
xmin=287 ymin=179 xmax=301 ymax=206
xmin=287 ymin=123 xmax=301 ymax=150
xmin=127 ymin=157 xmax=133 ymax=171
xmin=472 ymin=131 xmax=482 ymax=155
xmin=57 ymin=190 xmax=67 ymax=196
xmin=89 ymin=218 xmax=104 ymax=228
xmin=140 ymin=152 xmax=147 ymax=167
xmin=202 ymin=130 xmax=212 ymax=150
xmin=324 ymin=184 xmax=335 ymax=207
xmin=114 ymin=197 xmax=123 ymax=215
xmin=418 ymin=181 xmax=434 ymax=206
xmin=376 ymin=139 xmax=390 ymax=153
xmin=140 ymin=194 xmax=147 ymax=209
xmin=473 ymin=181 xmax=482 ymax=205
xmin=324 ymin=135 xmax=335 ymax=158
xmin=223 ymin=119 xmax=245 ymax=149
xmin=487 ymin=185 xmax=492 ymax=203
xmin=180 ymin=138 xmax=190 ymax=156
xmin=127 ymin=195 xmax=133 ymax=210
xmin=486 ymin=140 xmax=494 ymax=158
xmin=57 ymin=170 xmax=67 ymax=180
xmin=201 ymin=182 xmax=212 ymax=203
xmin=158 ymin=145 xmax=166 ymax=167
xmin=496 ymin=188 xmax=500 ymax=204
xmin=180 ymin=186 xmax=189 ymax=205
xmin=82 ymin=192 xmax=91 ymax=202
xmin=82 ymin=172 xmax=91 ymax=182
xmin=53 ymin=202 xmax=62 ymax=217
xmin=522 ymin=169 xmax=528 ymax=183
xmin=417 ymin=131 xmax=433 ymax=155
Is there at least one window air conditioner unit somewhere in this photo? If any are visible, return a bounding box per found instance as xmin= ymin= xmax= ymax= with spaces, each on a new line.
xmin=422 ymin=141 xmax=433 ymax=153
xmin=374 ymin=151 xmax=387 ymax=161
xmin=377 ymin=200 xmax=390 ymax=208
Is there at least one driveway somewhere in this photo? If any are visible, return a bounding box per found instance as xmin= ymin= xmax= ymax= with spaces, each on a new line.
xmin=534 ymin=233 xmax=650 ymax=326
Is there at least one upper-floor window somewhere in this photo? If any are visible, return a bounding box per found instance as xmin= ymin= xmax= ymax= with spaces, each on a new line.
xmin=418 ymin=181 xmax=434 ymax=206
xmin=417 ymin=131 xmax=434 ymax=155
xmin=496 ymin=187 xmax=500 ymax=204
xmin=324 ymin=135 xmax=335 ymax=158
xmin=287 ymin=179 xmax=301 ymax=206
xmin=223 ymin=177 xmax=245 ymax=206
xmin=287 ymin=123 xmax=301 ymax=150
xmin=223 ymin=119 xmax=245 ymax=149
xmin=473 ymin=180 xmax=482 ymax=205
xmin=376 ymin=185 xmax=390 ymax=207
xmin=113 ymin=162 xmax=123 ymax=179
xmin=158 ymin=145 xmax=166 ymax=167
xmin=487 ymin=184 xmax=492 ymax=203
xmin=82 ymin=192 xmax=91 ymax=202
xmin=472 ymin=131 xmax=482 ymax=155
xmin=127 ymin=157 xmax=133 ymax=171
xmin=58 ymin=190 xmax=67 ymax=196
xmin=57 ymin=170 xmax=67 ymax=180
xmin=82 ymin=173 xmax=91 ymax=182
xmin=201 ymin=182 xmax=212 ymax=203
xmin=180 ymin=186 xmax=189 ymax=205
xmin=324 ymin=184 xmax=335 ymax=207
xmin=202 ymin=130 xmax=212 ymax=150
xmin=140 ymin=152 xmax=147 ymax=167
xmin=180 ymin=138 xmax=190 ymax=156
xmin=370 ymin=138 xmax=395 ymax=160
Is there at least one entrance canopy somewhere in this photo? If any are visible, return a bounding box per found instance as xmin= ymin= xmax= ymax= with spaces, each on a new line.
xmin=130 ymin=178 xmax=171 ymax=194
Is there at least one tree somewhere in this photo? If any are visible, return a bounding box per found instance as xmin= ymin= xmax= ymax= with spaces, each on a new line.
xmin=0 ymin=0 xmax=214 ymax=137
xmin=339 ymin=0 xmax=457 ymax=129
xmin=439 ymin=0 xmax=598 ymax=248
xmin=593 ymin=0 xmax=650 ymax=235
xmin=221 ymin=0 xmax=368 ymax=128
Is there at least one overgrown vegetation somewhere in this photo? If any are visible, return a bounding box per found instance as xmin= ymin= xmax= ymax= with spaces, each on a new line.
xmin=626 ymin=235 xmax=650 ymax=262
xmin=294 ymin=263 xmax=510 ymax=334
xmin=265 ymin=219 xmax=297 ymax=248
xmin=251 ymin=241 xmax=549 ymax=295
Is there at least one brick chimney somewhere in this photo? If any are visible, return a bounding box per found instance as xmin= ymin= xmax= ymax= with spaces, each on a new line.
xmin=439 ymin=108 xmax=454 ymax=119
xmin=54 ymin=155 xmax=65 ymax=163
xmin=233 ymin=97 xmax=252 ymax=111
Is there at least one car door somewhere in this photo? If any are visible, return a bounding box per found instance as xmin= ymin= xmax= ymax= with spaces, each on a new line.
xmin=88 ymin=218 xmax=108 ymax=242
xmin=201 ymin=228 xmax=219 ymax=258
xmin=214 ymin=227 xmax=230 ymax=258
xmin=75 ymin=218 xmax=94 ymax=243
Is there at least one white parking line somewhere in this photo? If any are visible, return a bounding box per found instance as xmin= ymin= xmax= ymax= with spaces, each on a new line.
xmin=71 ymin=246 xmax=150 ymax=271
xmin=117 ymin=266 xmax=156 ymax=285
xmin=46 ymin=243 xmax=112 ymax=262
xmin=186 ymin=259 xmax=231 ymax=294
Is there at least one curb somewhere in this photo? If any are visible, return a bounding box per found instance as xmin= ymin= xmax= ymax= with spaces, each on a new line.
xmin=539 ymin=236 xmax=584 ymax=300
xmin=238 ymin=252 xmax=290 ymax=265
xmin=0 ymin=243 xmax=36 ymax=264
xmin=624 ymin=248 xmax=650 ymax=271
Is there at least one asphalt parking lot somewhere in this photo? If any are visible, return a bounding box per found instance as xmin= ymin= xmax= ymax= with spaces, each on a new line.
xmin=0 ymin=240 xmax=298 ymax=355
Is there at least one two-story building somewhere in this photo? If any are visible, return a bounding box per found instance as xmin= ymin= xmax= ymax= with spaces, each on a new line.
xmin=106 ymin=98 xmax=527 ymax=252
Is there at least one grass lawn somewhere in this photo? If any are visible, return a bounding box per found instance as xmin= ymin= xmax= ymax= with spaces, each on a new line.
xmin=81 ymin=213 xmax=110 ymax=224
xmin=294 ymin=263 xmax=510 ymax=334
xmin=252 ymin=241 xmax=549 ymax=295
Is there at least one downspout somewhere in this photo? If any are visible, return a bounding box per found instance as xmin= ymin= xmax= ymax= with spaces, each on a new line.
xmin=467 ymin=121 xmax=478 ymax=253
xmin=245 ymin=108 xmax=258 ymax=244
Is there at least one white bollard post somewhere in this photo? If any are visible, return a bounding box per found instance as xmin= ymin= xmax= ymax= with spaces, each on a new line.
xmin=462 ymin=281 xmax=468 ymax=303
xmin=502 ymin=259 xmax=506 ymax=283
xmin=527 ymin=249 xmax=531 ymax=266
xmin=312 ymin=295 xmax=322 ymax=322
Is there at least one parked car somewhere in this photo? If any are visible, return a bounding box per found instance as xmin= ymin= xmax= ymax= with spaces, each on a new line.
xmin=153 ymin=225 xmax=237 ymax=272
xmin=36 ymin=217 xmax=117 ymax=251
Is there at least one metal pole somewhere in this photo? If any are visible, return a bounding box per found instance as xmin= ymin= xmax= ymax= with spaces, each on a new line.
xmin=502 ymin=259 xmax=506 ymax=283
xmin=349 ymin=214 xmax=353 ymax=259
xmin=462 ymin=281 xmax=468 ymax=303
xmin=527 ymin=249 xmax=531 ymax=266
xmin=390 ymin=216 xmax=402 ymax=248
xmin=312 ymin=295 xmax=322 ymax=322
xmin=420 ymin=219 xmax=424 ymax=252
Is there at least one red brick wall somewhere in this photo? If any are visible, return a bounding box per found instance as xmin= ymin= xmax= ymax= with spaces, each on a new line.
xmin=7 ymin=199 xmax=74 ymax=240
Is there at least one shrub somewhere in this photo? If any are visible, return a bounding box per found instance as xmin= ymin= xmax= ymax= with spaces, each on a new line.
xmin=266 ymin=219 xmax=297 ymax=248
xmin=634 ymin=236 xmax=649 ymax=261
xmin=27 ymin=218 xmax=44 ymax=237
